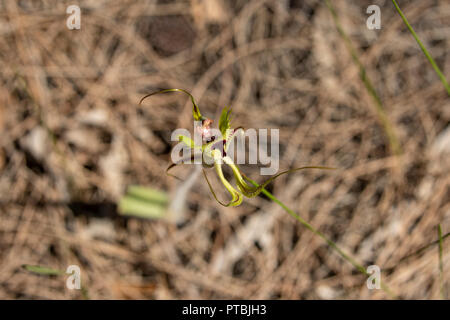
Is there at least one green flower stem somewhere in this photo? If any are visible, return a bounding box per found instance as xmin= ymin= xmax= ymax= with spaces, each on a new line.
xmin=323 ymin=0 xmax=401 ymax=156
xmin=392 ymin=0 xmax=450 ymax=95
xmin=244 ymin=175 xmax=397 ymax=299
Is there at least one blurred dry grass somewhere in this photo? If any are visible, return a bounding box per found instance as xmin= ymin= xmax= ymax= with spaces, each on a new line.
xmin=0 ymin=0 xmax=449 ymax=299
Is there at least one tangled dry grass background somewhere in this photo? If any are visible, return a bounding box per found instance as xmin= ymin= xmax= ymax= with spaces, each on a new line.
xmin=0 ymin=0 xmax=449 ymax=299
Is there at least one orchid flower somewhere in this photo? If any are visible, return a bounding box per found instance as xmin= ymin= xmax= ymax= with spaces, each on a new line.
xmin=140 ymin=89 xmax=333 ymax=207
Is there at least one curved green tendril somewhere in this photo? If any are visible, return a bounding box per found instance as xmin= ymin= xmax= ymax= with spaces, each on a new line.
xmin=139 ymin=88 xmax=204 ymax=121
xmin=223 ymin=156 xmax=336 ymax=198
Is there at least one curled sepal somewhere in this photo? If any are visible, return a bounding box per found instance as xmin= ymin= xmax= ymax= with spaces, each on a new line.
xmin=202 ymin=150 xmax=243 ymax=207
xmin=223 ymin=156 xmax=335 ymax=198
xmin=139 ymin=88 xmax=204 ymax=121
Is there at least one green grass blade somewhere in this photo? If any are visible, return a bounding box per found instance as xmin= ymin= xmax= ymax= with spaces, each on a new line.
xmin=438 ymin=224 xmax=445 ymax=299
xmin=392 ymin=0 xmax=450 ymax=95
xmin=22 ymin=264 xmax=64 ymax=276
xmin=384 ymin=231 xmax=450 ymax=273
xmin=324 ymin=0 xmax=402 ymax=156
xmin=243 ymin=175 xmax=397 ymax=298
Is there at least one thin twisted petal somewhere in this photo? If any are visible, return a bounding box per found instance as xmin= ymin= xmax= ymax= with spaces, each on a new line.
xmin=223 ymin=156 xmax=335 ymax=198
xmin=139 ymin=88 xmax=204 ymax=121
